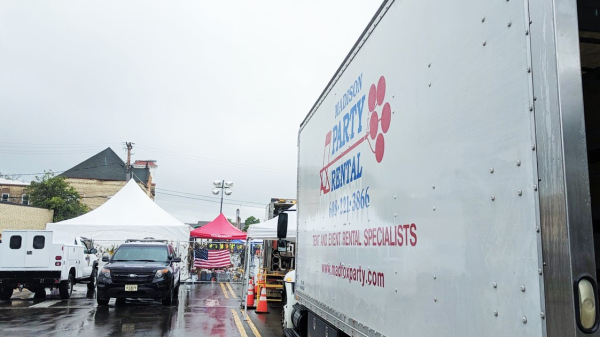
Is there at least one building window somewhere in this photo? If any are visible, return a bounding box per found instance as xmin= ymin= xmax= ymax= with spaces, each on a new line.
xmin=10 ymin=236 xmax=22 ymax=249
xmin=22 ymin=194 xmax=29 ymax=206
xmin=1 ymin=193 xmax=8 ymax=202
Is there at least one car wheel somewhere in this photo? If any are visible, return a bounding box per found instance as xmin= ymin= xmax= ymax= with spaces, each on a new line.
xmin=174 ymin=282 xmax=180 ymax=301
xmin=87 ymin=268 xmax=97 ymax=291
xmin=0 ymin=287 xmax=13 ymax=301
xmin=97 ymin=296 xmax=109 ymax=306
xmin=162 ymin=283 xmax=174 ymax=306
xmin=59 ymin=273 xmax=74 ymax=299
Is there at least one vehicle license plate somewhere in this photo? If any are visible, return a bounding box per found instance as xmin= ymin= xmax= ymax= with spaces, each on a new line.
xmin=125 ymin=284 xmax=137 ymax=291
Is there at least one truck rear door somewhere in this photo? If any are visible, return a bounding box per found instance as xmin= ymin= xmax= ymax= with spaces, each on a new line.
xmin=1 ymin=232 xmax=27 ymax=267
xmin=24 ymin=231 xmax=51 ymax=268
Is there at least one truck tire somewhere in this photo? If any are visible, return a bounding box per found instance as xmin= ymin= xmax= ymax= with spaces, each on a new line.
xmin=97 ymin=296 xmax=109 ymax=305
xmin=33 ymin=289 xmax=47 ymax=300
xmin=59 ymin=273 xmax=74 ymax=299
xmin=0 ymin=287 xmax=13 ymax=301
xmin=87 ymin=268 xmax=97 ymax=291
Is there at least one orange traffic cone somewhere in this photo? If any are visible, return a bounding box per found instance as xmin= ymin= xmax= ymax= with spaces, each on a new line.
xmin=255 ymin=287 xmax=269 ymax=314
xmin=246 ymin=279 xmax=255 ymax=308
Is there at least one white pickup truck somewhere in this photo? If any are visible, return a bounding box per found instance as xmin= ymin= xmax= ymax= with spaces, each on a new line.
xmin=0 ymin=230 xmax=98 ymax=300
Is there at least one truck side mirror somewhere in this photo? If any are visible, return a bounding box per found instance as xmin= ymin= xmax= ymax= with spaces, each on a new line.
xmin=277 ymin=213 xmax=288 ymax=239
xmin=90 ymin=248 xmax=97 ymax=254
xmin=102 ymin=255 xmax=109 ymax=262
xmin=173 ymin=257 xmax=182 ymax=263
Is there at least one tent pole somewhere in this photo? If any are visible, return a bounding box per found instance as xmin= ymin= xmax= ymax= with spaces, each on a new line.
xmin=243 ymin=237 xmax=251 ymax=320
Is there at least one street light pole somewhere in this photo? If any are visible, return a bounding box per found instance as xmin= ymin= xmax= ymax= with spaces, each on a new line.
xmin=212 ymin=180 xmax=233 ymax=214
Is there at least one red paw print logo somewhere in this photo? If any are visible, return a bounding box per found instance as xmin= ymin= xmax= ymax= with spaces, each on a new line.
xmin=367 ymin=76 xmax=392 ymax=163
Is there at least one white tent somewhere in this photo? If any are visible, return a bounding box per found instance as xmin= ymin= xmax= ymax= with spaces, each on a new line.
xmin=46 ymin=180 xmax=191 ymax=278
xmin=247 ymin=205 xmax=296 ymax=241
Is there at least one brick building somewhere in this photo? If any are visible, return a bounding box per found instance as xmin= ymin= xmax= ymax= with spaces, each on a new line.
xmin=61 ymin=147 xmax=156 ymax=211
xmin=0 ymin=177 xmax=30 ymax=205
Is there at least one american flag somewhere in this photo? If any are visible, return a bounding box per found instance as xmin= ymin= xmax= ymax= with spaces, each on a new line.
xmin=194 ymin=248 xmax=231 ymax=269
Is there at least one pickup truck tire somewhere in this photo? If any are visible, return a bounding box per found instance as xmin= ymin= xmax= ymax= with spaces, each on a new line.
xmin=97 ymin=296 xmax=109 ymax=305
xmin=87 ymin=268 xmax=97 ymax=291
xmin=33 ymin=289 xmax=46 ymax=299
xmin=0 ymin=287 xmax=13 ymax=301
xmin=59 ymin=273 xmax=74 ymax=299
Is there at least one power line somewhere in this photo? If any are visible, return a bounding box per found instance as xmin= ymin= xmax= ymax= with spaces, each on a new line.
xmin=155 ymin=191 xmax=264 ymax=208
xmin=154 ymin=187 xmax=265 ymax=205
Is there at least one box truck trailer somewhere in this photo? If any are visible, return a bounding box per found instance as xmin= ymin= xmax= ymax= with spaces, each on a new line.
xmin=280 ymin=0 xmax=600 ymax=336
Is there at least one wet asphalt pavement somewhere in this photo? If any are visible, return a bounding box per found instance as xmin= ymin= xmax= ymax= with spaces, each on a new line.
xmin=0 ymin=282 xmax=284 ymax=336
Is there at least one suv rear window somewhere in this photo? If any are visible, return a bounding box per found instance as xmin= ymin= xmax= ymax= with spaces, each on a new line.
xmin=9 ymin=236 xmax=22 ymax=249
xmin=112 ymin=246 xmax=168 ymax=262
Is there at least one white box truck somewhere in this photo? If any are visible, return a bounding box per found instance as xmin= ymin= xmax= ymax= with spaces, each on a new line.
xmin=281 ymin=0 xmax=600 ymax=336
xmin=0 ymin=230 xmax=98 ymax=300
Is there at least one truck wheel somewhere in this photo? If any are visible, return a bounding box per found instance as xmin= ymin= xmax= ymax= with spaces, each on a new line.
xmin=97 ymin=297 xmax=109 ymax=305
xmin=0 ymin=287 xmax=13 ymax=301
xmin=162 ymin=283 xmax=174 ymax=306
xmin=33 ymin=289 xmax=47 ymax=300
xmin=59 ymin=273 xmax=74 ymax=299
xmin=87 ymin=268 xmax=97 ymax=291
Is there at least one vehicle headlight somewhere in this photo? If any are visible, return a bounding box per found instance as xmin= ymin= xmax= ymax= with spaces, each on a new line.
xmin=154 ymin=269 xmax=169 ymax=279
xmin=101 ymin=268 xmax=111 ymax=278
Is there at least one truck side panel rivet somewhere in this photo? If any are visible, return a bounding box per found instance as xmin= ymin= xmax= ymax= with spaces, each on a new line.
xmin=517 ymin=160 xmax=521 ymax=166
xmin=541 ymin=312 xmax=545 ymax=319
xmin=534 ymin=97 xmax=537 ymax=101
xmin=394 ymin=195 xmax=397 ymax=199
xmin=490 ymin=167 xmax=494 ymax=173
xmin=494 ymin=310 xmax=499 ymax=317
xmin=518 ymin=190 xmax=522 ymax=196
xmin=527 ymin=67 xmax=531 ymax=73
xmin=432 ymin=185 xmax=435 ymax=189
xmin=538 ymin=269 xmax=542 ymax=275
xmin=521 ymin=285 xmax=526 ymax=292
xmin=532 ymin=145 xmax=536 ymax=150
xmin=483 ymin=40 xmax=487 ymax=46
xmin=428 ymin=63 xmax=431 ymax=68
xmin=522 ymin=317 xmax=527 ymax=323
xmin=394 ymin=213 xmax=397 ymax=217
xmin=533 ymin=185 xmax=538 ymax=191
xmin=433 ymin=206 xmax=436 ymax=211
xmin=529 ymin=106 xmax=533 ymax=111
xmin=434 ymin=297 xmax=437 ymax=302
xmin=428 ymin=82 xmax=431 ymax=87
xmin=482 ymin=17 xmax=485 ymax=23
xmin=508 ymin=21 xmax=512 ymax=27
xmin=395 ymin=288 xmax=398 ymax=292
xmin=526 ymin=30 xmax=529 ymax=35
xmin=433 ymin=274 xmax=436 ymax=279
xmin=536 ymin=226 xmax=540 ymax=233
xmin=493 ymin=282 xmax=497 ymax=288
xmin=491 ymin=195 xmax=495 ymax=201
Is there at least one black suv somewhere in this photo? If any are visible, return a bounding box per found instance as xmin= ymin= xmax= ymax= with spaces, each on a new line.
xmin=96 ymin=240 xmax=181 ymax=306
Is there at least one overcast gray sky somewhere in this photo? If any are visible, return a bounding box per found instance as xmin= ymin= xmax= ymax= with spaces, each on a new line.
xmin=0 ymin=1 xmax=382 ymax=224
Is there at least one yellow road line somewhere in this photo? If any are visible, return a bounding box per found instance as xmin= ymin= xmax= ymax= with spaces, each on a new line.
xmin=226 ymin=282 xmax=238 ymax=299
xmin=231 ymin=308 xmax=249 ymax=337
xmin=244 ymin=311 xmax=262 ymax=337
xmin=220 ymin=283 xmax=230 ymax=299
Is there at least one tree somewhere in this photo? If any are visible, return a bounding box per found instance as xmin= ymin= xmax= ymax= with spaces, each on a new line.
xmin=26 ymin=171 xmax=89 ymax=222
xmin=242 ymin=216 xmax=260 ymax=232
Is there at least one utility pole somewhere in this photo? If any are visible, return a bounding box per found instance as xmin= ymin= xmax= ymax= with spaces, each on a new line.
xmin=125 ymin=142 xmax=134 ymax=181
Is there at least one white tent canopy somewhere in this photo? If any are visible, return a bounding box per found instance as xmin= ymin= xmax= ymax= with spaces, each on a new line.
xmin=247 ymin=205 xmax=296 ymax=241
xmin=47 ymin=180 xmax=190 ymax=242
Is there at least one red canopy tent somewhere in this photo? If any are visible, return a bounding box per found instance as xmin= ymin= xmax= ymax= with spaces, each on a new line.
xmin=190 ymin=213 xmax=247 ymax=240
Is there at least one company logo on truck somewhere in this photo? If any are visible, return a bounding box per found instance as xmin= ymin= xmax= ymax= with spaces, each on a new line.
xmin=320 ymin=75 xmax=392 ymax=195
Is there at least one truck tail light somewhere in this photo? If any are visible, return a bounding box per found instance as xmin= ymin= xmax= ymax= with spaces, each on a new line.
xmin=576 ymin=276 xmax=599 ymax=332
xmin=55 ymin=256 xmax=62 ymax=260
xmin=55 ymin=262 xmax=61 ymax=266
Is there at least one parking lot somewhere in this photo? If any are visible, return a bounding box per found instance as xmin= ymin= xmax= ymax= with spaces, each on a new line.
xmin=0 ymin=282 xmax=283 ymax=336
